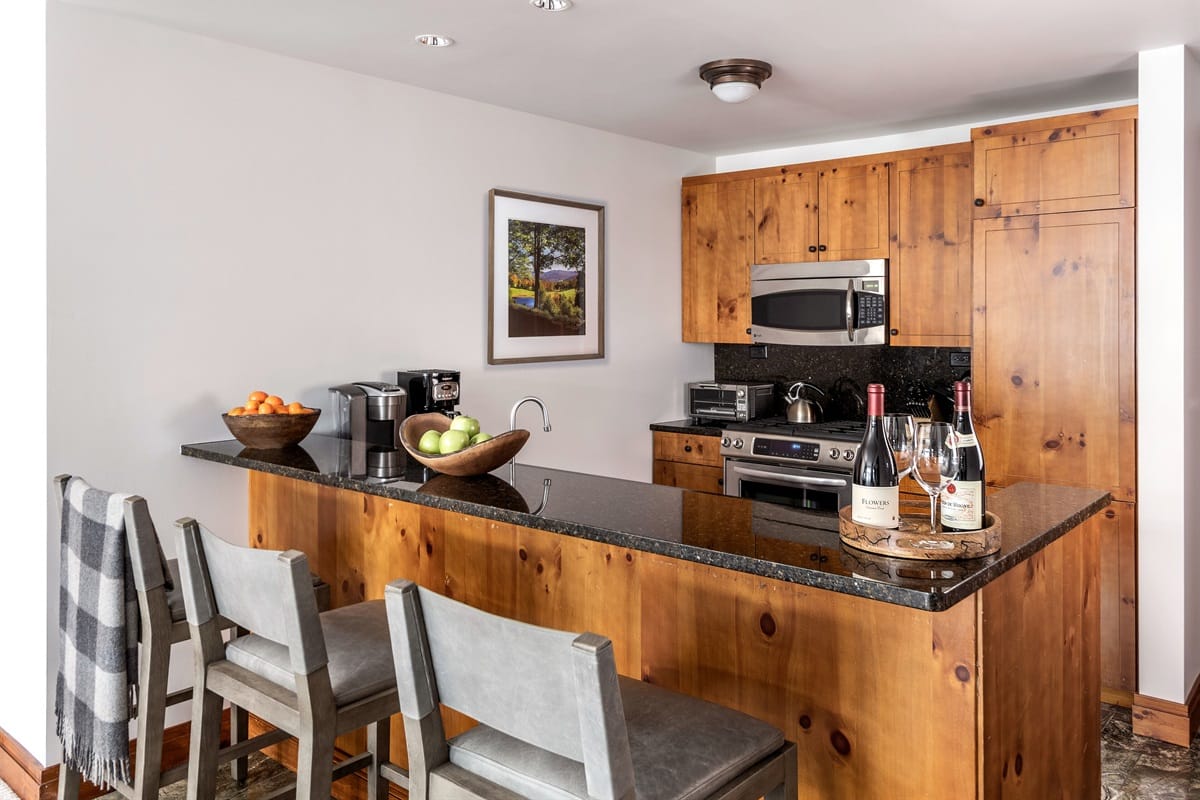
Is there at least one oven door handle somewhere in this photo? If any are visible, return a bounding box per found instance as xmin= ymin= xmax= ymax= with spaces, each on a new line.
xmin=729 ymin=465 xmax=849 ymax=488
xmin=845 ymin=280 xmax=856 ymax=343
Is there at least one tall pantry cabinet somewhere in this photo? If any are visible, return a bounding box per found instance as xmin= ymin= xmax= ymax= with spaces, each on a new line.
xmin=970 ymin=106 xmax=1138 ymax=699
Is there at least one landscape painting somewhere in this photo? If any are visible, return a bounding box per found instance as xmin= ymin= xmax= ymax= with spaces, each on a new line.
xmin=488 ymin=189 xmax=605 ymax=365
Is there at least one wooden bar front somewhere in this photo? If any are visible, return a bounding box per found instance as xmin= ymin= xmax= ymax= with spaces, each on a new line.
xmin=247 ymin=471 xmax=1099 ymax=800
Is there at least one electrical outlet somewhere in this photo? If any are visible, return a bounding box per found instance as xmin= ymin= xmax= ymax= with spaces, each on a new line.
xmin=949 ymin=351 xmax=971 ymax=368
xmin=749 ymin=344 xmax=769 ymax=359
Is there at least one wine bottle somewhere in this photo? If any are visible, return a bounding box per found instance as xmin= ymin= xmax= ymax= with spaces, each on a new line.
xmin=941 ymin=380 xmax=986 ymax=531
xmin=851 ymin=383 xmax=899 ymax=528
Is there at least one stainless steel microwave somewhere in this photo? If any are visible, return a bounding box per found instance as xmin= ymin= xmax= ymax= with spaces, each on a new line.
xmin=749 ymin=259 xmax=888 ymax=346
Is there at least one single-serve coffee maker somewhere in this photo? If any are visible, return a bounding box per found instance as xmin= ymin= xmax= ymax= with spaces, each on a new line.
xmin=329 ymin=381 xmax=407 ymax=478
xmin=395 ymin=370 xmax=461 ymax=417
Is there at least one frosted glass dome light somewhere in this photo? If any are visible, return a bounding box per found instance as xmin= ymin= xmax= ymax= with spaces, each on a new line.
xmin=698 ymin=59 xmax=773 ymax=104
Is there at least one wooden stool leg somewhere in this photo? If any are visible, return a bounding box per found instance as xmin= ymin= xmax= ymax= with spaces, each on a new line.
xmin=295 ymin=730 xmax=335 ymax=800
xmin=132 ymin=623 xmax=171 ymax=800
xmin=367 ymin=718 xmax=391 ymax=800
xmin=229 ymin=703 xmax=249 ymax=784
xmin=56 ymin=764 xmax=81 ymax=800
xmin=186 ymin=684 xmax=223 ymax=800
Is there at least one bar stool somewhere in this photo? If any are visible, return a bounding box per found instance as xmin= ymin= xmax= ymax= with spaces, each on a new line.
xmin=53 ymin=475 xmax=288 ymax=800
xmin=383 ymin=579 xmax=798 ymax=800
xmin=175 ymin=517 xmax=400 ymax=800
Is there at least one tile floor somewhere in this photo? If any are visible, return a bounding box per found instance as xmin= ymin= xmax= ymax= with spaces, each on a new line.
xmin=3 ymin=704 xmax=1195 ymax=799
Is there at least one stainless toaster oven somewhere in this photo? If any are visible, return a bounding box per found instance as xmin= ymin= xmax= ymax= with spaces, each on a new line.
xmin=686 ymin=382 xmax=773 ymax=423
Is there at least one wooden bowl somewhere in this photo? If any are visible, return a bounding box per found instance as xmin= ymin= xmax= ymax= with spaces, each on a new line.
xmin=400 ymin=412 xmax=529 ymax=477
xmin=222 ymin=409 xmax=320 ymax=449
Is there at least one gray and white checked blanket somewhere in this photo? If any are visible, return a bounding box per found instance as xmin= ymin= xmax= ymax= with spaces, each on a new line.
xmin=55 ymin=477 xmax=139 ymax=787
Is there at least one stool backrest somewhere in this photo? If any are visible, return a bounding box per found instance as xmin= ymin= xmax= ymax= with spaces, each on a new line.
xmin=385 ymin=579 xmax=634 ymax=800
xmin=175 ymin=518 xmax=327 ymax=675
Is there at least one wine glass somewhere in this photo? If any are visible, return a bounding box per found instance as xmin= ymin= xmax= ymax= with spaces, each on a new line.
xmin=911 ymin=422 xmax=962 ymax=530
xmin=882 ymin=413 xmax=915 ymax=479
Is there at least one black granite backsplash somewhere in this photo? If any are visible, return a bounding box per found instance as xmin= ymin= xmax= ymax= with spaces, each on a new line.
xmin=714 ymin=344 xmax=971 ymax=421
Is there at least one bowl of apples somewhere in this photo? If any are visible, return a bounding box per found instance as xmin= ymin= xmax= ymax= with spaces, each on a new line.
xmin=399 ymin=412 xmax=528 ymax=477
xmin=222 ymin=391 xmax=320 ymax=449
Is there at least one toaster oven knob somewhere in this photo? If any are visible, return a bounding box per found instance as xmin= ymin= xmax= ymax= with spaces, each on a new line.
xmin=733 ymin=438 xmax=744 ymax=450
xmin=842 ymin=449 xmax=855 ymax=461
xmin=827 ymin=447 xmax=840 ymax=460
xmin=721 ymin=437 xmax=731 ymax=448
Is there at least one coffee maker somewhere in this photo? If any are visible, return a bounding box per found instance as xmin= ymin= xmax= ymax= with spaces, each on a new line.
xmin=395 ymin=370 xmax=461 ymax=417
xmin=329 ymin=381 xmax=407 ymax=478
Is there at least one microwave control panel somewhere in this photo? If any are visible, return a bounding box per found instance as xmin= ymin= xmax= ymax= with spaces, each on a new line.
xmin=856 ymin=292 xmax=886 ymax=327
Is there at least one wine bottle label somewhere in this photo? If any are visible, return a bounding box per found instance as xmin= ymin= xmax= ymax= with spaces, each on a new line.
xmin=953 ymin=433 xmax=979 ymax=448
xmin=851 ymin=484 xmax=899 ymax=528
xmin=941 ymin=480 xmax=983 ymax=528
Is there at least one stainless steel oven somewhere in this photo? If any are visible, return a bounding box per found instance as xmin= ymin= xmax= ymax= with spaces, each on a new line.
xmin=720 ymin=419 xmax=863 ymax=512
xmin=749 ymin=259 xmax=887 ymax=346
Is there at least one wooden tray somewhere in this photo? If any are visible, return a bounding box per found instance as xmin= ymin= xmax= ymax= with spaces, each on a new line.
xmin=838 ymin=506 xmax=1001 ymax=561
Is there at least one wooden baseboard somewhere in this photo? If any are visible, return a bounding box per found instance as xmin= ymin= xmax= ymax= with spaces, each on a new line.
xmin=2 ymin=713 xmax=229 ymax=800
xmin=1101 ymin=686 xmax=1135 ymax=708
xmin=1132 ymin=673 xmax=1200 ymax=747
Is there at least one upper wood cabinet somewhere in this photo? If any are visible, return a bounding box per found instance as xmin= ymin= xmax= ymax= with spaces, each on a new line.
xmin=972 ymin=106 xmax=1136 ymax=218
xmin=888 ymin=146 xmax=973 ymax=347
xmin=754 ymin=162 xmax=889 ymax=263
xmin=972 ymin=208 xmax=1136 ymax=500
xmin=681 ymin=179 xmax=753 ymax=343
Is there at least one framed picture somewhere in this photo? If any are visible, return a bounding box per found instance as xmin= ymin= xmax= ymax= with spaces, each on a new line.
xmin=488 ymin=189 xmax=605 ymax=365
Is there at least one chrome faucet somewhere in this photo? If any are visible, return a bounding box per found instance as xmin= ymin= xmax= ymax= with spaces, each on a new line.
xmin=509 ymin=396 xmax=551 ymax=433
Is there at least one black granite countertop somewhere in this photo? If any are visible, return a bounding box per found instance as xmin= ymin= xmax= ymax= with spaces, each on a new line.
xmin=182 ymin=435 xmax=1109 ymax=612
xmin=648 ymin=419 xmax=727 ymax=436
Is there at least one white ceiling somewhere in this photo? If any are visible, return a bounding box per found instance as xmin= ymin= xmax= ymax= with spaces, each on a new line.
xmin=62 ymin=0 xmax=1200 ymax=155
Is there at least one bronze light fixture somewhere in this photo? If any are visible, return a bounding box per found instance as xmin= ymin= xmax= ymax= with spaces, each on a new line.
xmin=698 ymin=59 xmax=773 ymax=103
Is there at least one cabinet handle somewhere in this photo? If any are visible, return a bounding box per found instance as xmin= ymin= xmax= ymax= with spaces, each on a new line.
xmin=717 ymin=478 xmax=723 ymax=487
xmin=808 ymin=246 xmax=817 ymax=253
xmin=809 ymin=553 xmax=819 ymax=562
xmin=745 ymin=327 xmax=753 ymax=335
xmin=684 ymin=445 xmax=692 ymax=453
xmin=818 ymin=244 xmax=827 ymax=252
xmin=890 ymin=328 xmax=899 ymax=336
xmin=974 ymin=198 xmax=985 ymax=207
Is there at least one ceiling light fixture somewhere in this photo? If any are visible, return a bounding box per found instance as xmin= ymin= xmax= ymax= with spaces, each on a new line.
xmin=415 ymin=34 xmax=455 ymax=47
xmin=698 ymin=59 xmax=773 ymax=104
xmin=529 ymin=0 xmax=572 ymax=9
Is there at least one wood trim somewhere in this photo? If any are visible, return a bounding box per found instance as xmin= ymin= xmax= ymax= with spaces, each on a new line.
xmin=1132 ymin=674 xmax=1200 ymax=747
xmin=682 ymin=141 xmax=973 ymax=186
xmin=1101 ymin=687 xmax=1134 ymax=708
xmin=0 ymin=725 xmax=54 ymax=800
xmin=970 ymin=104 xmax=1138 ymax=140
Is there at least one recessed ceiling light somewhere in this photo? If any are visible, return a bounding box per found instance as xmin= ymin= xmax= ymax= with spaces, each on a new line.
xmin=415 ymin=34 xmax=455 ymax=47
xmin=529 ymin=0 xmax=572 ymax=10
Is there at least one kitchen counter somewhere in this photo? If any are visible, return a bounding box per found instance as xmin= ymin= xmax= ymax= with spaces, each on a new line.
xmin=183 ymin=434 xmax=1106 ymax=799
xmin=648 ymin=418 xmax=726 ymax=436
xmin=182 ymin=435 xmax=1108 ymax=612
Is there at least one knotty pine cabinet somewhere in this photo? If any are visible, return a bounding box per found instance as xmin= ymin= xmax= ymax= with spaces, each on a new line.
xmin=972 ymin=105 xmax=1136 ymax=218
xmin=681 ymin=179 xmax=753 ymax=343
xmin=652 ymin=431 xmax=725 ymax=494
xmin=888 ymin=146 xmax=973 ymax=347
xmin=1097 ymin=501 xmax=1137 ymax=699
xmin=754 ymin=162 xmax=890 ymax=263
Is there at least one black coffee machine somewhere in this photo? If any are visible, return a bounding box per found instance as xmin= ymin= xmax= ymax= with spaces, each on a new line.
xmin=396 ymin=370 xmax=461 ymax=417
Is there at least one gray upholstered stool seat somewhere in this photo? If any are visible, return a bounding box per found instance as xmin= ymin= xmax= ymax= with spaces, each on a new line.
xmin=449 ymin=675 xmax=785 ymax=800
xmin=224 ymin=600 xmax=395 ymax=705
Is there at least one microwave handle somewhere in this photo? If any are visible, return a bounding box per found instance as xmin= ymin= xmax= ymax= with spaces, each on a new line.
xmin=845 ymin=280 xmax=856 ymax=343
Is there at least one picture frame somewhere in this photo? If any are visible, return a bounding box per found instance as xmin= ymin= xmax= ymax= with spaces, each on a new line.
xmin=488 ymin=189 xmax=605 ymax=365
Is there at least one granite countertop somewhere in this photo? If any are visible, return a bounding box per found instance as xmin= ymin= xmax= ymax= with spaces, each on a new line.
xmin=182 ymin=434 xmax=1110 ymax=612
xmin=648 ymin=419 xmax=726 ymax=436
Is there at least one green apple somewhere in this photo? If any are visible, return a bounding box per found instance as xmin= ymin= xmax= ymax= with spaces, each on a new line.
xmin=470 ymin=432 xmax=493 ymax=445
xmin=417 ymin=429 xmax=442 ymax=454
xmin=439 ymin=429 xmax=470 ymax=454
xmin=450 ymin=415 xmax=481 ymax=438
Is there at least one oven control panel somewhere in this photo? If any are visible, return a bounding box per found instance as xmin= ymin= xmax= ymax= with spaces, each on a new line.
xmin=721 ymin=433 xmax=858 ymax=469
xmin=753 ymin=439 xmax=820 ymax=461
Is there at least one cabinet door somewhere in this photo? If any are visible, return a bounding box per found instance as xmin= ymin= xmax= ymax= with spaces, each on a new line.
xmin=753 ymin=170 xmax=819 ymax=264
xmin=818 ymin=162 xmax=890 ymax=260
xmin=972 ymin=209 xmax=1135 ymax=499
xmin=1095 ymin=500 xmax=1137 ymax=699
xmin=654 ymin=461 xmax=725 ymax=495
xmin=652 ymin=431 xmax=723 ymax=468
xmin=889 ymin=150 xmax=973 ymax=347
xmin=973 ymin=113 xmax=1135 ymax=217
xmin=681 ymin=180 xmax=753 ymax=343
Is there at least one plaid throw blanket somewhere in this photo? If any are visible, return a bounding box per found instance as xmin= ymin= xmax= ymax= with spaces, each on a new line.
xmin=55 ymin=477 xmax=139 ymax=787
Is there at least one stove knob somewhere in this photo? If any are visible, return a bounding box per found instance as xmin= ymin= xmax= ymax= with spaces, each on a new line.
xmin=721 ymin=437 xmax=731 ymax=448
xmin=842 ymin=449 xmax=855 ymax=461
xmin=828 ymin=447 xmax=840 ymax=460
xmin=733 ymin=438 xmax=744 ymax=450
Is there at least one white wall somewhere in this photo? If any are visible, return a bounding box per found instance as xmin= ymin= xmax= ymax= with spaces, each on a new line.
xmin=1137 ymin=45 xmax=1200 ymax=706
xmin=34 ymin=1 xmax=712 ymax=761
xmin=0 ymin=1 xmax=50 ymax=765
